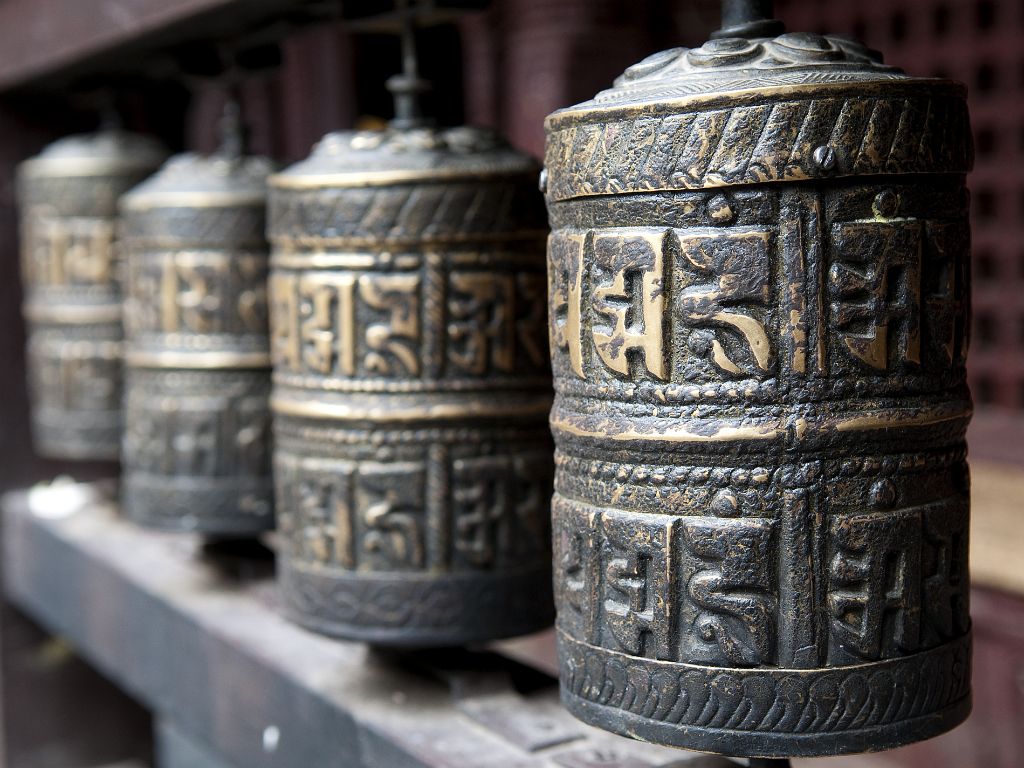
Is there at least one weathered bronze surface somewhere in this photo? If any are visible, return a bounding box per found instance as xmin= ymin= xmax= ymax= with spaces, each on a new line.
xmin=17 ymin=130 xmax=166 ymax=460
xmin=267 ymin=126 xmax=554 ymax=645
xmin=120 ymin=149 xmax=275 ymax=534
xmin=543 ymin=12 xmax=973 ymax=759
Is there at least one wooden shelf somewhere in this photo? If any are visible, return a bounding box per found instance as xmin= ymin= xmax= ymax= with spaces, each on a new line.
xmin=0 ymin=484 xmax=733 ymax=768
xmin=0 ymin=0 xmax=327 ymax=92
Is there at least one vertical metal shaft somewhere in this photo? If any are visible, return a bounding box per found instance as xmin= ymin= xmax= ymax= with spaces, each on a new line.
xmin=387 ymin=0 xmax=431 ymax=129
xmin=721 ymin=0 xmax=774 ymax=29
xmin=217 ymin=87 xmax=247 ymax=159
xmin=712 ymin=0 xmax=783 ymax=39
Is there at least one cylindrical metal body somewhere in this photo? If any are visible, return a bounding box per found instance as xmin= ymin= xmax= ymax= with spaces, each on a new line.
xmin=17 ymin=131 xmax=166 ymax=460
xmin=120 ymin=153 xmax=275 ymax=534
xmin=543 ymin=33 xmax=973 ymax=757
xmin=268 ymin=127 xmax=553 ymax=645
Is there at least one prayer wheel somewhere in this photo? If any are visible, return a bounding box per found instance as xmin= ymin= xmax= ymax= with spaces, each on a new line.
xmin=543 ymin=3 xmax=973 ymax=758
xmin=268 ymin=123 xmax=554 ymax=645
xmin=120 ymin=128 xmax=275 ymax=534
xmin=17 ymin=129 xmax=166 ymax=460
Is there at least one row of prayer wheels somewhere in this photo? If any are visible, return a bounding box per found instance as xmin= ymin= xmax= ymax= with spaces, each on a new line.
xmin=14 ymin=1 xmax=974 ymax=760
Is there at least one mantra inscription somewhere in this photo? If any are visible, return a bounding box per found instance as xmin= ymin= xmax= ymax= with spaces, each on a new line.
xmin=269 ymin=260 xmax=548 ymax=381
xmin=548 ymin=185 xmax=967 ymax=388
xmin=268 ymin=130 xmax=554 ymax=646
xmin=546 ymin=175 xmax=971 ymax=756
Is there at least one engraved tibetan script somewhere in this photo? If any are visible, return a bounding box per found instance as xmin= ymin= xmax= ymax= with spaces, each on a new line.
xmin=828 ymin=511 xmax=921 ymax=662
xmin=357 ymin=462 xmax=426 ymax=571
xmin=452 ymin=454 xmax=549 ymax=568
xmin=677 ymin=228 xmax=773 ymax=376
xmin=269 ymin=271 xmax=420 ymax=378
xmin=547 ymin=225 xmax=775 ymax=382
xmin=591 ymin=229 xmax=668 ymax=380
xmin=600 ymin=512 xmax=672 ymax=659
xmin=448 ymin=273 xmax=516 ymax=375
xmin=830 ymin=219 xmax=922 ymax=370
xmin=682 ymin=509 xmax=777 ymax=667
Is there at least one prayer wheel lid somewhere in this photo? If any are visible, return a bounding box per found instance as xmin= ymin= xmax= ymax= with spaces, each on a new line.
xmin=270 ymin=126 xmax=539 ymax=189
xmin=543 ymin=24 xmax=972 ymax=201
xmin=121 ymin=151 xmax=275 ymax=210
xmin=19 ymin=129 xmax=168 ymax=179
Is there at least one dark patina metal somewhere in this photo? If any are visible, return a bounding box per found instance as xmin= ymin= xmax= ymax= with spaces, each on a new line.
xmin=543 ymin=3 xmax=972 ymax=758
xmin=119 ymin=115 xmax=275 ymax=534
xmin=267 ymin=79 xmax=554 ymax=644
xmin=17 ymin=129 xmax=166 ymax=460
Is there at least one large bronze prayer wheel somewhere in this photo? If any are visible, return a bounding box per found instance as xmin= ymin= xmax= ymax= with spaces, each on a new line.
xmin=267 ymin=127 xmax=554 ymax=645
xmin=543 ymin=12 xmax=973 ymax=759
xmin=120 ymin=151 xmax=275 ymax=533
xmin=17 ymin=130 xmax=166 ymax=460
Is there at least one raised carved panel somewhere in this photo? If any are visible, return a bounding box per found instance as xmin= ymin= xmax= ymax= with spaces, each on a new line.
xmin=277 ymin=442 xmax=552 ymax=577
xmin=271 ymin=255 xmax=548 ymax=385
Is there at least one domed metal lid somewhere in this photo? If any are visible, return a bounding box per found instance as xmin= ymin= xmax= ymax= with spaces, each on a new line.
xmin=270 ymin=126 xmax=538 ymax=190
xmin=121 ymin=151 xmax=275 ymax=210
xmin=544 ymin=5 xmax=972 ymax=201
xmin=588 ymin=32 xmax=906 ymax=109
xmin=19 ymin=129 xmax=167 ymax=179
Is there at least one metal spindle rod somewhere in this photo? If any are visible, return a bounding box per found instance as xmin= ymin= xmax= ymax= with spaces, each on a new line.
xmin=712 ymin=0 xmax=784 ymax=39
xmin=721 ymin=0 xmax=774 ymax=29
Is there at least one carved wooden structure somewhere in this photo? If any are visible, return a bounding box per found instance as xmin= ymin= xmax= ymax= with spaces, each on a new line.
xmin=267 ymin=126 xmax=554 ymax=645
xmin=543 ymin=8 xmax=973 ymax=759
xmin=120 ymin=130 xmax=275 ymax=534
xmin=16 ymin=131 xmax=166 ymax=460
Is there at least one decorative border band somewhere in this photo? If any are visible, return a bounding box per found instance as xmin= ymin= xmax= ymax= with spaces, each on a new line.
xmin=558 ymin=629 xmax=971 ymax=757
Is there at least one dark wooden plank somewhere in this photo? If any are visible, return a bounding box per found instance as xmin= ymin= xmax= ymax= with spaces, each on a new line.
xmin=0 ymin=0 xmax=327 ymax=92
xmin=1 ymin=484 xmax=731 ymax=768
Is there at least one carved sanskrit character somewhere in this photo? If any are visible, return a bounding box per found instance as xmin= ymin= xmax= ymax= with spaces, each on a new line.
xmin=67 ymin=220 xmax=115 ymax=285
xmin=921 ymin=498 xmax=970 ymax=646
xmin=447 ymin=272 xmax=516 ymax=375
xmin=512 ymin=454 xmax=551 ymax=553
xmin=605 ymin=550 xmax=657 ymax=656
xmin=453 ymin=456 xmax=511 ymax=567
xmin=236 ymin=255 xmax=269 ymax=333
xmin=299 ymin=273 xmax=357 ymax=375
xmin=171 ymin=411 xmax=219 ymax=475
xmin=682 ymin=492 xmax=777 ymax=666
xmin=358 ymin=464 xmax=425 ymax=570
xmin=128 ymin=259 xmax=162 ymax=335
xmin=924 ymin=221 xmax=969 ymax=366
xmin=358 ymin=274 xmax=420 ymax=376
xmin=515 ymin=272 xmax=549 ymax=369
xmin=176 ymin=262 xmax=225 ymax=334
xmin=828 ymin=510 xmax=921 ymax=661
xmin=830 ymin=194 xmax=922 ymax=369
xmin=234 ymin=401 xmax=270 ymax=475
xmin=548 ymin=232 xmax=585 ymax=377
xmin=452 ymin=454 xmax=548 ymax=567
xmin=677 ymin=227 xmax=773 ymax=376
xmin=591 ymin=228 xmax=668 ymax=380
xmin=601 ymin=514 xmax=671 ymax=659
xmin=299 ymin=478 xmax=342 ymax=565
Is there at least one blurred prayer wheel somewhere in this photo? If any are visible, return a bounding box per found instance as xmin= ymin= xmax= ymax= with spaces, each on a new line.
xmin=17 ymin=129 xmax=166 ymax=460
xmin=120 ymin=133 xmax=275 ymax=534
xmin=267 ymin=123 xmax=554 ymax=644
xmin=544 ymin=2 xmax=973 ymax=758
